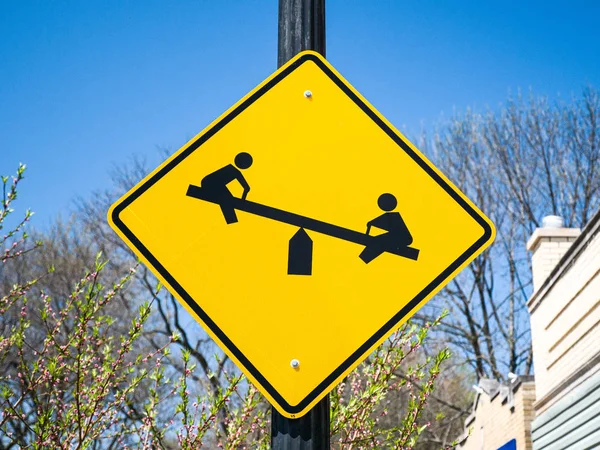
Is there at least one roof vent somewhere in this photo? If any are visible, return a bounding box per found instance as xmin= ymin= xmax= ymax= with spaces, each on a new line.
xmin=542 ymin=215 xmax=564 ymax=228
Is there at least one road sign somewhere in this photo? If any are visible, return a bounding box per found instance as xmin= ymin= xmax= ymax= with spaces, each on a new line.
xmin=108 ymin=51 xmax=495 ymax=418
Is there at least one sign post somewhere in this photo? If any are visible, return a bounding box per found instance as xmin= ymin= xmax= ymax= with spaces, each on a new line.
xmin=273 ymin=1 xmax=328 ymax=447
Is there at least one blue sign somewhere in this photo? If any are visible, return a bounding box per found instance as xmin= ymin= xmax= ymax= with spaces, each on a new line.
xmin=498 ymin=439 xmax=517 ymax=450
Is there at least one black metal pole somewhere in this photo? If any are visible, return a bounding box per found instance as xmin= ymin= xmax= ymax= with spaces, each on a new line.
xmin=277 ymin=0 xmax=325 ymax=67
xmin=271 ymin=0 xmax=329 ymax=449
xmin=271 ymin=395 xmax=330 ymax=449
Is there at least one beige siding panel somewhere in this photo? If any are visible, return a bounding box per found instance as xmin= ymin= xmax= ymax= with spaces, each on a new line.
xmin=530 ymin=231 xmax=600 ymax=401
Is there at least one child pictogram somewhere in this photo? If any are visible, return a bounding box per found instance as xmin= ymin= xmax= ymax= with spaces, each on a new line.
xmin=360 ymin=193 xmax=413 ymax=264
xmin=199 ymin=152 xmax=253 ymax=224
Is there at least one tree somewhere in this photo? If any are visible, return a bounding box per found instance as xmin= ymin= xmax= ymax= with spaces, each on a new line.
xmin=75 ymin=153 xmax=238 ymax=436
xmin=419 ymin=87 xmax=600 ymax=382
xmin=1 ymin=165 xmax=454 ymax=449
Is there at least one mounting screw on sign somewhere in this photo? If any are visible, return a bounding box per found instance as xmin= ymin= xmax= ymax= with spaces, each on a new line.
xmin=290 ymin=359 xmax=300 ymax=369
xmin=304 ymin=90 xmax=312 ymax=98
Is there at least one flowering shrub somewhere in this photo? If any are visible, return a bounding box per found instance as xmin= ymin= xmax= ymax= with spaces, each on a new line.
xmin=331 ymin=317 xmax=450 ymax=448
xmin=0 ymin=165 xmax=454 ymax=449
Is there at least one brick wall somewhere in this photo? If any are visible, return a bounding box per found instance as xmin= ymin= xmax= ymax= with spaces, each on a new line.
xmin=457 ymin=380 xmax=536 ymax=450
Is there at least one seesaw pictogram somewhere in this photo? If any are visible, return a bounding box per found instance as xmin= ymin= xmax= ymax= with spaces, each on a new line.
xmin=186 ymin=152 xmax=419 ymax=275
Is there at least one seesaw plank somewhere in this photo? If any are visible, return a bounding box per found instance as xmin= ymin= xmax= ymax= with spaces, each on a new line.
xmin=186 ymin=185 xmax=419 ymax=261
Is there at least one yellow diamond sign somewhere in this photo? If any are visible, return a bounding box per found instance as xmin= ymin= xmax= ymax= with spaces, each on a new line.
xmin=108 ymin=51 xmax=495 ymax=418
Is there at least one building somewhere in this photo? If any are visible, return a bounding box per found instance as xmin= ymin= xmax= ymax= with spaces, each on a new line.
xmin=454 ymin=210 xmax=600 ymax=449
xmin=456 ymin=377 xmax=536 ymax=450
xmin=526 ymin=213 xmax=600 ymax=449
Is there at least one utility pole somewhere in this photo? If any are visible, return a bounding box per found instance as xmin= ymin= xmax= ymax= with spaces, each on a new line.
xmin=272 ymin=1 xmax=329 ymax=449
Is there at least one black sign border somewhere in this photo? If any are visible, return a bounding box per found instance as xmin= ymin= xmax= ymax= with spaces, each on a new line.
xmin=111 ymin=53 xmax=493 ymax=415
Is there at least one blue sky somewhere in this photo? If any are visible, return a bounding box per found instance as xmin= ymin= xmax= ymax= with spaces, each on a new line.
xmin=2 ymin=0 xmax=600 ymax=228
